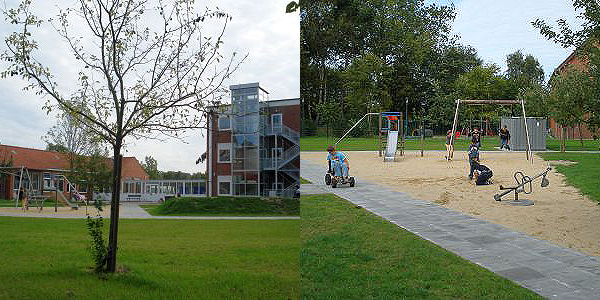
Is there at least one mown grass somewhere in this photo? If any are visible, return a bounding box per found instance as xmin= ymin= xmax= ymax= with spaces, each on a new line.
xmin=302 ymin=135 xmax=600 ymax=152
xmin=0 ymin=198 xmax=15 ymax=207
xmin=538 ymin=152 xmax=600 ymax=203
xmin=0 ymin=217 xmax=299 ymax=299
xmin=546 ymin=137 xmax=599 ymax=151
xmin=301 ymin=136 xmax=500 ymax=152
xmin=300 ymin=177 xmax=312 ymax=184
xmin=142 ymin=196 xmax=300 ymax=216
xmin=301 ymin=194 xmax=543 ymax=299
xmin=0 ymin=197 xmax=65 ymax=208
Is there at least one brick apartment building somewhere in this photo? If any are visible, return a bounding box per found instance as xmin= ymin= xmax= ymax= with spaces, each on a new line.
xmin=205 ymin=83 xmax=300 ymax=198
xmin=0 ymin=144 xmax=148 ymax=203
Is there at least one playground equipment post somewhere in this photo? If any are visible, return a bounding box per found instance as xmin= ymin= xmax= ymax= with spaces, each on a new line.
xmin=420 ymin=119 xmax=424 ymax=157
xmin=55 ymin=180 xmax=58 ymax=213
xmin=378 ymin=113 xmax=382 ymax=157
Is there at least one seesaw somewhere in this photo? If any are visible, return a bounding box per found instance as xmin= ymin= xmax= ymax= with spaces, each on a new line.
xmin=494 ymin=167 xmax=552 ymax=206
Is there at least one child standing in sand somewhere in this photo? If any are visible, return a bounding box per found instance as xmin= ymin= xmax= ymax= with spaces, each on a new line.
xmin=445 ymin=130 xmax=454 ymax=161
xmin=467 ymin=143 xmax=479 ymax=180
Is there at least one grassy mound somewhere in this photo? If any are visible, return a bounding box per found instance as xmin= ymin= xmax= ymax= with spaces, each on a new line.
xmin=149 ymin=196 xmax=300 ymax=216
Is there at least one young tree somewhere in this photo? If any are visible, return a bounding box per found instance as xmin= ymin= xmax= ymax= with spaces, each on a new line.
xmin=533 ymin=0 xmax=600 ymax=148
xmin=2 ymin=0 xmax=244 ymax=272
xmin=43 ymin=99 xmax=105 ymax=173
xmin=548 ymin=69 xmax=593 ymax=151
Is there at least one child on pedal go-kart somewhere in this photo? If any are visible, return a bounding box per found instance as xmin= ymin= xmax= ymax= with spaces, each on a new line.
xmin=325 ymin=145 xmax=354 ymax=187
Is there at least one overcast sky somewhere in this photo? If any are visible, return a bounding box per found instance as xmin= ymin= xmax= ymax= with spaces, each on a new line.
xmin=428 ymin=0 xmax=580 ymax=80
xmin=0 ymin=0 xmax=299 ymax=173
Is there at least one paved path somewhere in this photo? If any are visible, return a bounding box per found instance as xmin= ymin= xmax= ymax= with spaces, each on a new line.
xmin=301 ymin=160 xmax=600 ymax=300
xmin=0 ymin=202 xmax=299 ymax=220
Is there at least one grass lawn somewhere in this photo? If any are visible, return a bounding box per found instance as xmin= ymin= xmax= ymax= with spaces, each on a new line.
xmin=300 ymin=177 xmax=312 ymax=184
xmin=546 ymin=137 xmax=599 ymax=151
xmin=538 ymin=152 xmax=600 ymax=203
xmin=142 ymin=196 xmax=299 ymax=216
xmin=302 ymin=135 xmax=600 ymax=152
xmin=0 ymin=197 xmax=65 ymax=208
xmin=0 ymin=198 xmax=15 ymax=207
xmin=301 ymin=136 xmax=500 ymax=152
xmin=301 ymin=194 xmax=543 ymax=299
xmin=0 ymin=217 xmax=299 ymax=299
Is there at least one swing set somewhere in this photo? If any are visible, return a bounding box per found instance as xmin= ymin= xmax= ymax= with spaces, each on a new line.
xmin=449 ymin=99 xmax=533 ymax=163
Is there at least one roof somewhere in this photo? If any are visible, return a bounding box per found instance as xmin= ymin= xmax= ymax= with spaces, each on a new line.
xmin=0 ymin=144 xmax=149 ymax=180
xmin=0 ymin=144 xmax=71 ymax=171
xmin=120 ymin=156 xmax=149 ymax=180
xmin=207 ymin=97 xmax=300 ymax=110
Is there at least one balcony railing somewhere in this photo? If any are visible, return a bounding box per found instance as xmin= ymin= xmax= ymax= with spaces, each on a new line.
xmin=260 ymin=144 xmax=299 ymax=169
xmin=262 ymin=124 xmax=299 ymax=144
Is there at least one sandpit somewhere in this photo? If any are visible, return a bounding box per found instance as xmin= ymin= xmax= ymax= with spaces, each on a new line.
xmin=302 ymin=150 xmax=600 ymax=258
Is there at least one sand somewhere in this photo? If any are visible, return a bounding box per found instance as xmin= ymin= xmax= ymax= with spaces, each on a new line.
xmin=302 ymin=150 xmax=600 ymax=258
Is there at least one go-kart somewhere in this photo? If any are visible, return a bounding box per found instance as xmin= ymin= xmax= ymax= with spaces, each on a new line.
xmin=324 ymin=160 xmax=355 ymax=188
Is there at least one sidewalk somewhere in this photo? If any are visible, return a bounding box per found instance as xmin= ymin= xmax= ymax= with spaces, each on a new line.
xmin=301 ymin=160 xmax=600 ymax=300
xmin=0 ymin=202 xmax=299 ymax=220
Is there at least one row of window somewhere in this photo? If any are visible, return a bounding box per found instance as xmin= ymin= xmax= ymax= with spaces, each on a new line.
xmin=217 ymin=143 xmax=283 ymax=165
xmin=12 ymin=173 xmax=88 ymax=193
xmin=216 ymin=178 xmax=285 ymax=196
xmin=122 ymin=181 xmax=206 ymax=195
xmin=218 ymin=114 xmax=283 ymax=131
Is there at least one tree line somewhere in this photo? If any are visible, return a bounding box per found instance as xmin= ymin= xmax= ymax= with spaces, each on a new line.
xmin=300 ymin=0 xmax=599 ymax=147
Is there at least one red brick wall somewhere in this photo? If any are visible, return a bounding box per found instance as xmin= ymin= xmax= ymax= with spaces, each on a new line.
xmin=263 ymin=104 xmax=301 ymax=132
xmin=217 ymin=163 xmax=231 ymax=175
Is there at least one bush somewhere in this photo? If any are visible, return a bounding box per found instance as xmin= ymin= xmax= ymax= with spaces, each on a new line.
xmin=155 ymin=196 xmax=300 ymax=215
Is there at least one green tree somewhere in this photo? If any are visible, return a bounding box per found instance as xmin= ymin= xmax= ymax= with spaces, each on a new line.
xmin=342 ymin=53 xmax=392 ymax=118
xmin=45 ymin=143 xmax=68 ymax=152
xmin=300 ymin=0 xmax=457 ymax=131
xmin=71 ymin=150 xmax=111 ymax=201
xmin=548 ymin=69 xmax=593 ymax=151
xmin=506 ymin=50 xmax=545 ymax=99
xmin=2 ymin=0 xmax=243 ymax=273
xmin=453 ymin=64 xmax=515 ymax=129
xmin=533 ymin=0 xmax=600 ymax=147
xmin=141 ymin=156 xmax=160 ymax=180
xmin=43 ymin=99 xmax=105 ymax=174
xmin=518 ymin=83 xmax=550 ymax=118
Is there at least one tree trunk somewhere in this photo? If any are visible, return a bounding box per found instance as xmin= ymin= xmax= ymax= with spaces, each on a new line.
xmin=578 ymin=123 xmax=584 ymax=147
xmin=561 ymin=127 xmax=566 ymax=153
xmin=105 ymin=144 xmax=123 ymax=273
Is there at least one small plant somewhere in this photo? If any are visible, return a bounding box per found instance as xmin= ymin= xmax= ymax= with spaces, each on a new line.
xmin=86 ymin=199 xmax=107 ymax=272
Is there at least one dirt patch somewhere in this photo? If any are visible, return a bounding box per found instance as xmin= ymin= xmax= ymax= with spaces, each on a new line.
xmin=548 ymin=160 xmax=578 ymax=166
xmin=435 ymin=191 xmax=452 ymax=205
xmin=303 ymin=151 xmax=600 ymax=257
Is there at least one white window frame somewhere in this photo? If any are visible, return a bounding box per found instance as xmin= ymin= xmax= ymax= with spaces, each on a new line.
xmin=271 ymin=113 xmax=282 ymax=128
xmin=218 ymin=115 xmax=230 ymax=131
xmin=218 ymin=143 xmax=232 ymax=163
xmin=218 ymin=176 xmax=232 ymax=196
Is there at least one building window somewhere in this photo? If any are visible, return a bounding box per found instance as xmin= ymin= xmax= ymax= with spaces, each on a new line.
xmin=271 ymin=113 xmax=282 ymax=129
xmin=43 ymin=174 xmax=52 ymax=190
xmin=218 ymin=116 xmax=230 ymax=130
xmin=218 ymin=143 xmax=231 ymax=163
xmin=218 ymin=176 xmax=232 ymax=195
